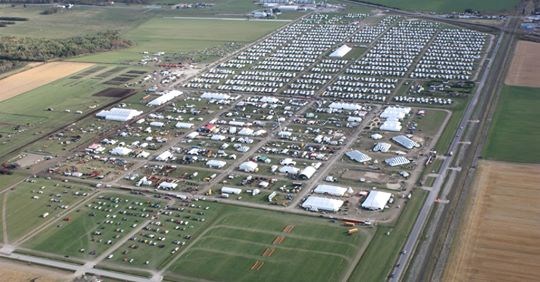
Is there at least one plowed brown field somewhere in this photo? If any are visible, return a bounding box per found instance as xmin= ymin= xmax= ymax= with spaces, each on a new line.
xmin=444 ymin=160 xmax=540 ymax=282
xmin=505 ymin=40 xmax=540 ymax=87
xmin=0 ymin=62 xmax=93 ymax=102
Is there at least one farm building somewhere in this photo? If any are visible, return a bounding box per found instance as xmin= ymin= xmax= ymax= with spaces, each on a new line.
xmin=329 ymin=44 xmax=352 ymax=58
xmin=302 ymin=196 xmax=344 ymax=212
xmin=147 ymin=90 xmax=182 ymax=106
xmin=361 ymin=191 xmax=392 ymax=210
xmin=314 ymin=184 xmax=349 ymax=197
xmin=96 ymin=108 xmax=143 ymax=122
xmin=385 ymin=156 xmax=411 ymax=167
xmin=222 ymin=187 xmax=242 ymax=195
xmin=206 ymin=160 xmax=226 ymax=169
xmin=299 ymin=166 xmax=317 ymax=179
xmin=345 ymin=150 xmax=372 ymax=163
xmin=239 ymin=161 xmax=258 ymax=172
xmin=392 ymin=135 xmax=420 ymax=149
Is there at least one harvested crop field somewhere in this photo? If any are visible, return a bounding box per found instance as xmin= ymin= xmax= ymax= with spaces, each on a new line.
xmin=93 ymin=87 xmax=136 ymax=98
xmin=505 ymin=40 xmax=540 ymax=87
xmin=0 ymin=62 xmax=93 ymax=102
xmin=444 ymin=160 xmax=540 ymax=282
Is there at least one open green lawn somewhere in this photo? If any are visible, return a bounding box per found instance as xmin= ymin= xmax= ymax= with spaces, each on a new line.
xmin=5 ymin=179 xmax=92 ymax=242
xmin=147 ymin=0 xmax=256 ymax=14
xmin=72 ymin=17 xmax=286 ymax=64
xmin=483 ymin=86 xmax=540 ymax=163
xmin=415 ymin=109 xmax=449 ymax=137
xmin=0 ymin=6 xmax=150 ymax=38
xmin=0 ymin=66 xmax=145 ymax=157
xmin=348 ymin=189 xmax=428 ymax=281
xmin=165 ymin=203 xmax=370 ymax=282
xmin=22 ymin=193 xmax=164 ymax=261
xmin=354 ymin=0 xmax=519 ymax=13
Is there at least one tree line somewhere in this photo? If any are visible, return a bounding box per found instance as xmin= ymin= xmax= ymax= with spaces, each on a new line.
xmin=0 ymin=30 xmax=132 ymax=61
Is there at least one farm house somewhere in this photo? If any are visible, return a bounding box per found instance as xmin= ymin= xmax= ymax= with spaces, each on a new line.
xmin=361 ymin=191 xmax=392 ymax=210
xmin=302 ymin=196 xmax=344 ymax=212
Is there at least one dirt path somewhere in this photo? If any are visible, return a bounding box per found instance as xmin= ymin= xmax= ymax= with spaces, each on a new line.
xmin=2 ymin=193 xmax=8 ymax=245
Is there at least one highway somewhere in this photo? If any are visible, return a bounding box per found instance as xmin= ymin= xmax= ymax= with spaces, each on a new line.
xmin=390 ymin=14 xmax=521 ymax=281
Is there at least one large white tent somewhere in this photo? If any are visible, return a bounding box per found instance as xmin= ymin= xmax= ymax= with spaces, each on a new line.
xmin=147 ymin=90 xmax=182 ymax=106
xmin=345 ymin=150 xmax=372 ymax=163
xmin=329 ymin=44 xmax=352 ymax=58
xmin=314 ymin=184 xmax=348 ymax=197
xmin=96 ymin=108 xmax=143 ymax=122
xmin=361 ymin=191 xmax=392 ymax=210
xmin=302 ymin=196 xmax=344 ymax=212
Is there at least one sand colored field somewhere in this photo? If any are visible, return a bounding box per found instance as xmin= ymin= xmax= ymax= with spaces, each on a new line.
xmin=0 ymin=62 xmax=93 ymax=102
xmin=0 ymin=258 xmax=71 ymax=281
xmin=444 ymin=160 xmax=540 ymax=282
xmin=505 ymin=40 xmax=540 ymax=87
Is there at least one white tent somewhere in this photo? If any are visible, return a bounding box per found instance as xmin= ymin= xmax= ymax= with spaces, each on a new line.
xmin=373 ymin=142 xmax=391 ymax=152
xmin=201 ymin=92 xmax=230 ymax=100
xmin=380 ymin=120 xmax=402 ymax=132
xmin=279 ymin=166 xmax=299 ymax=175
xmin=147 ymin=90 xmax=182 ymax=106
xmin=345 ymin=150 xmax=372 ymax=163
xmin=385 ymin=156 xmax=411 ymax=167
xmin=206 ymin=160 xmax=226 ymax=169
xmin=222 ymin=187 xmax=242 ymax=195
xmin=361 ymin=191 xmax=392 ymax=210
xmin=299 ymin=166 xmax=317 ymax=179
xmin=392 ymin=135 xmax=420 ymax=149
xmin=175 ymin=122 xmax=194 ymax=129
xmin=158 ymin=182 xmax=178 ymax=190
xmin=329 ymin=44 xmax=352 ymax=58
xmin=329 ymin=102 xmax=362 ymax=111
xmin=239 ymin=161 xmax=258 ymax=172
xmin=96 ymin=108 xmax=143 ymax=122
xmin=302 ymin=196 xmax=344 ymax=212
xmin=314 ymin=184 xmax=348 ymax=197
xmin=110 ymin=146 xmax=132 ymax=156
xmin=156 ymin=151 xmax=173 ymax=161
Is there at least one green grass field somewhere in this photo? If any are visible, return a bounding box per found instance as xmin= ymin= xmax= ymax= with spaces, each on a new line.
xmin=165 ymin=204 xmax=370 ymax=282
xmin=415 ymin=109 xmax=449 ymax=137
xmin=0 ymin=65 xmax=148 ymax=158
xmin=72 ymin=17 xmax=286 ymax=64
xmin=4 ymin=179 xmax=92 ymax=242
xmin=348 ymin=189 xmax=428 ymax=281
xmin=354 ymin=0 xmax=519 ymax=13
xmin=22 ymin=193 xmax=164 ymax=261
xmin=0 ymin=6 xmax=150 ymax=38
xmin=483 ymin=86 xmax=540 ymax=163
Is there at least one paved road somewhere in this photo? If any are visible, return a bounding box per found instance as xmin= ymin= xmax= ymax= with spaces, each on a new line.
xmin=0 ymin=252 xmax=150 ymax=282
xmin=389 ymin=16 xmax=515 ymax=281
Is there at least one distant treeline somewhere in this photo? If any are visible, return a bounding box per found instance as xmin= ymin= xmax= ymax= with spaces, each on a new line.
xmin=0 ymin=16 xmax=28 ymax=21
xmin=0 ymin=30 xmax=132 ymax=61
xmin=0 ymin=0 xmax=150 ymax=4
xmin=0 ymin=59 xmax=25 ymax=73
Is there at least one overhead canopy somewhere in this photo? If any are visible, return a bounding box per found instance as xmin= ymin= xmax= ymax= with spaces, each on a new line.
xmin=361 ymin=191 xmax=392 ymax=210
xmin=392 ymin=135 xmax=420 ymax=149
xmin=345 ymin=150 xmax=372 ymax=163
xmin=147 ymin=90 xmax=182 ymax=106
xmin=314 ymin=184 xmax=348 ymax=197
xmin=329 ymin=44 xmax=352 ymax=58
xmin=96 ymin=108 xmax=143 ymax=122
xmin=302 ymin=196 xmax=344 ymax=212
